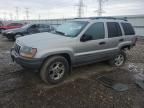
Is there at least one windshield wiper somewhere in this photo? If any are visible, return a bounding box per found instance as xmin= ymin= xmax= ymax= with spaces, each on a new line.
xmin=55 ymin=31 xmax=65 ymax=36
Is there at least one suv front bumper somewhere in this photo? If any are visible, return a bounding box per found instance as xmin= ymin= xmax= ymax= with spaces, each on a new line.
xmin=10 ymin=48 xmax=44 ymax=69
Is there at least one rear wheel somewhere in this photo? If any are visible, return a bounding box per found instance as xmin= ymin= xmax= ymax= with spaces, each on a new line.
xmin=40 ymin=56 xmax=69 ymax=84
xmin=109 ymin=51 xmax=126 ymax=67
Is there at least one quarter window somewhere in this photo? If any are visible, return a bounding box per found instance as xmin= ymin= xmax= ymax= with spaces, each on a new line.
xmin=107 ymin=22 xmax=122 ymax=38
xmin=121 ymin=23 xmax=135 ymax=35
xmin=84 ymin=22 xmax=105 ymax=40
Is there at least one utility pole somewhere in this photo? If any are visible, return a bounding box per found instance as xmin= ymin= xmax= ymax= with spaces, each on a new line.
xmin=15 ymin=7 xmax=19 ymax=20
xmin=38 ymin=14 xmax=41 ymax=20
xmin=98 ymin=0 xmax=102 ymax=16
xmin=75 ymin=0 xmax=85 ymax=18
xmin=96 ymin=0 xmax=108 ymax=16
xmin=3 ymin=12 xmax=6 ymax=21
xmin=25 ymin=8 xmax=29 ymax=20
xmin=9 ymin=13 xmax=13 ymax=20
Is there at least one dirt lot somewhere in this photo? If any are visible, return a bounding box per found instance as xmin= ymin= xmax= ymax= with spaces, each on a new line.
xmin=0 ymin=35 xmax=144 ymax=108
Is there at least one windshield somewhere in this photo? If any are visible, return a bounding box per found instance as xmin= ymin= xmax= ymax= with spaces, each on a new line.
xmin=55 ymin=21 xmax=88 ymax=37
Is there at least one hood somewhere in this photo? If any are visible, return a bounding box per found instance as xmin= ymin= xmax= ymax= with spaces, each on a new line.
xmin=16 ymin=32 xmax=72 ymax=47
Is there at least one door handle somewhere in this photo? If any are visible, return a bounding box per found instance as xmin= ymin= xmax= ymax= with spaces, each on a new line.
xmin=99 ymin=41 xmax=106 ymax=45
xmin=119 ymin=39 xmax=124 ymax=42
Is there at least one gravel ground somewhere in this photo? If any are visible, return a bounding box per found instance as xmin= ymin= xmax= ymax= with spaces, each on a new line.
xmin=0 ymin=35 xmax=144 ymax=108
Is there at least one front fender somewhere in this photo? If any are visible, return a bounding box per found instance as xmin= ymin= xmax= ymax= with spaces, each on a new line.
xmin=37 ymin=48 xmax=75 ymax=63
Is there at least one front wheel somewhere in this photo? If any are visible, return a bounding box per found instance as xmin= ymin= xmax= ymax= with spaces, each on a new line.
xmin=109 ymin=51 xmax=126 ymax=67
xmin=13 ymin=34 xmax=22 ymax=41
xmin=40 ymin=56 xmax=69 ymax=84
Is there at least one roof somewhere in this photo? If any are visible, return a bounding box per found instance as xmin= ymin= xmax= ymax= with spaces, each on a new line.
xmin=110 ymin=14 xmax=144 ymax=19
xmin=74 ymin=17 xmax=128 ymax=22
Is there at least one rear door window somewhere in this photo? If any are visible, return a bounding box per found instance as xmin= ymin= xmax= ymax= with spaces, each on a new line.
xmin=121 ymin=23 xmax=135 ymax=35
xmin=107 ymin=22 xmax=122 ymax=38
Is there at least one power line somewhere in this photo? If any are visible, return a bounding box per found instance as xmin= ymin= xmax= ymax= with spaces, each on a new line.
xmin=25 ymin=8 xmax=29 ymax=20
xmin=15 ymin=7 xmax=19 ymax=20
xmin=9 ymin=13 xmax=13 ymax=20
xmin=3 ymin=12 xmax=6 ymax=21
xmin=38 ymin=14 xmax=41 ymax=20
xmin=96 ymin=0 xmax=108 ymax=16
xmin=75 ymin=0 xmax=85 ymax=18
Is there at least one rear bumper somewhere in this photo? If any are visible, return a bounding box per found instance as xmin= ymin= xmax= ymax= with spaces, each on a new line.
xmin=11 ymin=48 xmax=44 ymax=69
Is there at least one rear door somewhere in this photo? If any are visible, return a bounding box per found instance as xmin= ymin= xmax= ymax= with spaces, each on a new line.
xmin=105 ymin=22 xmax=123 ymax=56
xmin=121 ymin=23 xmax=136 ymax=45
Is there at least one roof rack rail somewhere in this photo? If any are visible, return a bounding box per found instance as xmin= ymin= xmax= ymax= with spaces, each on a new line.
xmin=74 ymin=17 xmax=128 ymax=21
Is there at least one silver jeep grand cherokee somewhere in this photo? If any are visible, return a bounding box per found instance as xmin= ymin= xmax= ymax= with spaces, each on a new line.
xmin=11 ymin=17 xmax=137 ymax=84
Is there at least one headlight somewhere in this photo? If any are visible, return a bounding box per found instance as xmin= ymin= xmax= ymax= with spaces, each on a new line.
xmin=20 ymin=46 xmax=37 ymax=58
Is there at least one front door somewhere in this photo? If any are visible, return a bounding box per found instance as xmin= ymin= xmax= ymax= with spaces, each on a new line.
xmin=74 ymin=22 xmax=109 ymax=64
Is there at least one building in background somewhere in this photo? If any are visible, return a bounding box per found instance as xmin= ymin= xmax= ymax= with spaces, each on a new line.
xmin=115 ymin=15 xmax=144 ymax=37
xmin=1 ymin=14 xmax=144 ymax=36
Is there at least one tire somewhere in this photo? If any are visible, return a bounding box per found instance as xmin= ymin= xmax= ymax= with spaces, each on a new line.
xmin=40 ymin=56 xmax=69 ymax=84
xmin=109 ymin=50 xmax=126 ymax=67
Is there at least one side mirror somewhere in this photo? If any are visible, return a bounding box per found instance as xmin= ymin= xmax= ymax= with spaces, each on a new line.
xmin=80 ymin=34 xmax=92 ymax=42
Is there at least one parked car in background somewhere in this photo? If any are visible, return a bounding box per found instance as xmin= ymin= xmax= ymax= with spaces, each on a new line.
xmin=0 ymin=23 xmax=23 ymax=33
xmin=2 ymin=23 xmax=55 ymax=41
xmin=11 ymin=17 xmax=137 ymax=84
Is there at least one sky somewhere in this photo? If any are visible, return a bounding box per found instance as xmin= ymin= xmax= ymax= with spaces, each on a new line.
xmin=0 ymin=0 xmax=144 ymax=20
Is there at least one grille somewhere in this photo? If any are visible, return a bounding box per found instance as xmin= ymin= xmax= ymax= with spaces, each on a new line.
xmin=14 ymin=44 xmax=21 ymax=54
